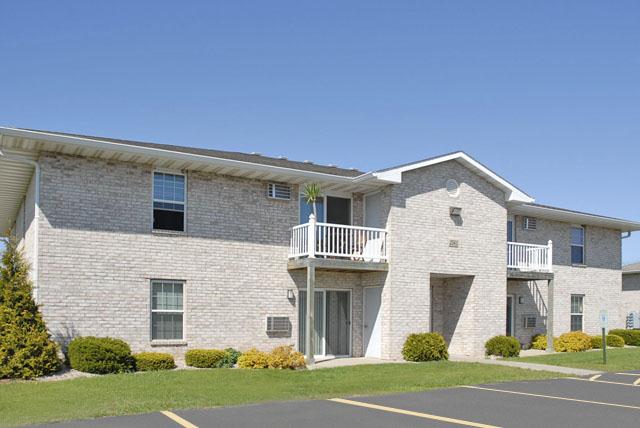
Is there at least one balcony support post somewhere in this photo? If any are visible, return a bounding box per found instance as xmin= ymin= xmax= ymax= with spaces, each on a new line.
xmin=305 ymin=260 xmax=316 ymax=366
xmin=547 ymin=240 xmax=553 ymax=272
xmin=546 ymin=278 xmax=555 ymax=353
xmin=308 ymin=214 xmax=316 ymax=258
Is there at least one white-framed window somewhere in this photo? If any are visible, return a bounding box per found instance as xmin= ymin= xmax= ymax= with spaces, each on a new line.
xmin=151 ymin=280 xmax=184 ymax=340
xmin=571 ymin=226 xmax=585 ymax=265
xmin=570 ymin=294 xmax=584 ymax=332
xmin=153 ymin=172 xmax=186 ymax=232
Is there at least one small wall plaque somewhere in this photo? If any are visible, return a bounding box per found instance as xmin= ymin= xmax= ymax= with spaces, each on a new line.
xmin=449 ymin=240 xmax=459 ymax=248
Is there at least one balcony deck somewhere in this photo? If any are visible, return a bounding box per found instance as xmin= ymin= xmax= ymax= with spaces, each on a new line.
xmin=288 ymin=218 xmax=388 ymax=272
xmin=507 ymin=240 xmax=554 ymax=280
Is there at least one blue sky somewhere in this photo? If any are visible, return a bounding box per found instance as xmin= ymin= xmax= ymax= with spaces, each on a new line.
xmin=1 ymin=1 xmax=639 ymax=262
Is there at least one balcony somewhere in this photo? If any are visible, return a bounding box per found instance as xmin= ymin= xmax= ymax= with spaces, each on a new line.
xmin=507 ymin=240 xmax=553 ymax=279
xmin=288 ymin=215 xmax=388 ymax=271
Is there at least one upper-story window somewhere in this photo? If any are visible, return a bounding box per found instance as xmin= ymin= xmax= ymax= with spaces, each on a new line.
xmin=153 ymin=172 xmax=185 ymax=232
xmin=571 ymin=226 xmax=585 ymax=265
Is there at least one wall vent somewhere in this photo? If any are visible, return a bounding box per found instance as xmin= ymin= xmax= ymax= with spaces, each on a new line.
xmin=523 ymin=217 xmax=537 ymax=230
xmin=267 ymin=183 xmax=292 ymax=200
xmin=523 ymin=315 xmax=537 ymax=329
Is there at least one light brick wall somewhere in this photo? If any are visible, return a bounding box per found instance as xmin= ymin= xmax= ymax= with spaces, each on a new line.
xmin=381 ymin=160 xmax=507 ymax=358
xmin=510 ymin=216 xmax=623 ymax=343
xmin=35 ymin=153 xmax=366 ymax=358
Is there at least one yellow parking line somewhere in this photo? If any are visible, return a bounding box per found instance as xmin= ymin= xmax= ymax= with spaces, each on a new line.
xmin=462 ymin=385 xmax=640 ymax=411
xmin=328 ymin=398 xmax=501 ymax=428
xmin=615 ymin=372 xmax=640 ymax=377
xmin=634 ymin=378 xmax=640 ymax=386
xmin=588 ymin=374 xmax=601 ymax=381
xmin=567 ymin=377 xmax=640 ymax=388
xmin=160 ymin=411 xmax=199 ymax=428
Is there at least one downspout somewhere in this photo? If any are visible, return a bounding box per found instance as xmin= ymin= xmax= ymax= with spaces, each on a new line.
xmin=0 ymin=148 xmax=41 ymax=304
xmin=622 ymin=232 xmax=632 ymax=239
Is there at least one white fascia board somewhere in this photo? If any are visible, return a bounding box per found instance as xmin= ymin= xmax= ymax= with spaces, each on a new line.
xmin=0 ymin=127 xmax=358 ymax=185
xmin=371 ymin=151 xmax=535 ymax=203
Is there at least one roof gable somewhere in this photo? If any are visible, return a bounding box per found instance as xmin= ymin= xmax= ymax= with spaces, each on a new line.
xmin=371 ymin=151 xmax=534 ymax=203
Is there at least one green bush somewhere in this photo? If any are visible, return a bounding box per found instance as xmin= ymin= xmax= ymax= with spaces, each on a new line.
xmin=485 ymin=335 xmax=521 ymax=357
xmin=590 ymin=334 xmax=625 ymax=349
xmin=401 ymin=333 xmax=448 ymax=362
xmin=609 ymin=329 xmax=640 ymax=346
xmin=0 ymin=236 xmax=61 ymax=379
xmin=555 ymin=331 xmax=592 ymax=352
xmin=67 ymin=337 xmax=134 ymax=374
xmin=216 ymin=348 xmax=242 ymax=368
xmin=133 ymin=352 xmax=176 ymax=371
xmin=185 ymin=349 xmax=227 ymax=368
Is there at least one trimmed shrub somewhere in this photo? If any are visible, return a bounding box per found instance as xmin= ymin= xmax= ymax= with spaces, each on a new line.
xmin=237 ymin=348 xmax=270 ymax=369
xmin=591 ymin=334 xmax=625 ymax=349
xmin=133 ymin=352 xmax=176 ymax=371
xmin=238 ymin=346 xmax=305 ymax=369
xmin=185 ymin=349 xmax=227 ymax=368
xmin=609 ymin=329 xmax=640 ymax=347
xmin=555 ymin=332 xmax=592 ymax=353
xmin=485 ymin=335 xmax=521 ymax=357
xmin=530 ymin=334 xmax=550 ymax=350
xmin=267 ymin=345 xmax=305 ymax=369
xmin=531 ymin=334 xmax=563 ymax=351
xmin=67 ymin=337 xmax=134 ymax=374
xmin=402 ymin=333 xmax=448 ymax=362
xmin=216 ymin=348 xmax=242 ymax=368
xmin=0 ymin=236 xmax=61 ymax=379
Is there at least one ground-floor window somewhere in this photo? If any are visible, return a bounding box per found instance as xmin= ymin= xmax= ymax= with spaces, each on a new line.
xmin=570 ymin=294 xmax=584 ymax=331
xmin=151 ymin=280 xmax=184 ymax=340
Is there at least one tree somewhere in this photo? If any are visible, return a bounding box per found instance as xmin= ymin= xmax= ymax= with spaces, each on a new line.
xmin=302 ymin=183 xmax=322 ymax=218
xmin=0 ymin=236 xmax=60 ymax=379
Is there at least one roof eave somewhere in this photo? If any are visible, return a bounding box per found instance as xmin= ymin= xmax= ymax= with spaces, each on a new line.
xmin=0 ymin=127 xmax=365 ymax=186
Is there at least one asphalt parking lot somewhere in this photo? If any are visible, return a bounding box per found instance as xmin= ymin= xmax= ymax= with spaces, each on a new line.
xmin=31 ymin=371 xmax=640 ymax=428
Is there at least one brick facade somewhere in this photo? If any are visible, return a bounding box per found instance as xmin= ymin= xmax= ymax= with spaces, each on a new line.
xmin=12 ymin=151 xmax=628 ymax=360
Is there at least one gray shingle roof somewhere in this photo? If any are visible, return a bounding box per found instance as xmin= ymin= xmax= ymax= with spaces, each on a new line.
xmin=623 ymin=262 xmax=640 ymax=272
xmin=18 ymin=128 xmax=365 ymax=178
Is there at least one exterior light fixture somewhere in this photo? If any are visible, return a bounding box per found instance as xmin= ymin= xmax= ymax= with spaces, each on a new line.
xmin=287 ymin=289 xmax=295 ymax=300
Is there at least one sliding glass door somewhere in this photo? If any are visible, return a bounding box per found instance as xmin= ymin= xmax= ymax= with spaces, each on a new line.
xmin=299 ymin=290 xmax=351 ymax=357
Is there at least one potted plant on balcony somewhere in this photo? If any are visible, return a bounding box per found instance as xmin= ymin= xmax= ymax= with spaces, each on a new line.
xmin=302 ymin=183 xmax=322 ymax=219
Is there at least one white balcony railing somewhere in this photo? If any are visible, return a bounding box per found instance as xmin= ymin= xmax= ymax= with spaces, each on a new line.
xmin=289 ymin=214 xmax=388 ymax=262
xmin=507 ymin=241 xmax=553 ymax=272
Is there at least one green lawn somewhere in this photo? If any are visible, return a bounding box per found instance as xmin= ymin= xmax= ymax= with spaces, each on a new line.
xmin=510 ymin=347 xmax=640 ymax=372
xmin=0 ymin=362 xmax=562 ymax=427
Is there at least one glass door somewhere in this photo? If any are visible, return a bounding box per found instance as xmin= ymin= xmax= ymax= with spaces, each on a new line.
xmin=298 ymin=291 xmax=324 ymax=356
xmin=325 ymin=290 xmax=351 ymax=356
xmin=298 ymin=290 xmax=351 ymax=357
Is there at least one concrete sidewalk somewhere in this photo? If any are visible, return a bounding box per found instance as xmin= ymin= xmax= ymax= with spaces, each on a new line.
xmin=449 ymin=355 xmax=602 ymax=376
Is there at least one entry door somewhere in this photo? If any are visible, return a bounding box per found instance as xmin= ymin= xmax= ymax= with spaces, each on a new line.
xmin=506 ymin=295 xmax=515 ymax=337
xmin=364 ymin=287 xmax=382 ymax=357
xmin=326 ymin=196 xmax=351 ymax=225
